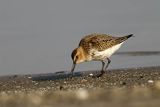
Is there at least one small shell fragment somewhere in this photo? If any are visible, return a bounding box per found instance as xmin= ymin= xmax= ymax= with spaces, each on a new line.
xmin=148 ymin=80 xmax=154 ymax=83
xmin=89 ymin=73 xmax=93 ymax=76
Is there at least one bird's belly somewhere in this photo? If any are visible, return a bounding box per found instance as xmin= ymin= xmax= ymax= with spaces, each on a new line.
xmin=91 ymin=43 xmax=123 ymax=60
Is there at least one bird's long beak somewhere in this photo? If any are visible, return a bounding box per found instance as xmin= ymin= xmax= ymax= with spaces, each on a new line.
xmin=71 ymin=62 xmax=76 ymax=75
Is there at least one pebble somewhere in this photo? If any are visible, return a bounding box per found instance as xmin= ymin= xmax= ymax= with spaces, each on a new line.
xmin=59 ymin=86 xmax=64 ymax=90
xmin=120 ymin=81 xmax=126 ymax=85
xmin=89 ymin=73 xmax=93 ymax=76
xmin=34 ymin=82 xmax=39 ymax=85
xmin=16 ymin=86 xmax=21 ymax=89
xmin=81 ymin=79 xmax=87 ymax=83
xmin=148 ymin=80 xmax=154 ymax=83
xmin=28 ymin=76 xmax=32 ymax=79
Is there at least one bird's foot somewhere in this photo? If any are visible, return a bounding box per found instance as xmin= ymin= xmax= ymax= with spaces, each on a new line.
xmin=91 ymin=73 xmax=104 ymax=78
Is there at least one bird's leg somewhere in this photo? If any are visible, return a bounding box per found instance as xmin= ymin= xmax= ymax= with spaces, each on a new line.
xmin=94 ymin=60 xmax=105 ymax=78
xmin=101 ymin=60 xmax=105 ymax=73
xmin=105 ymin=58 xmax=111 ymax=71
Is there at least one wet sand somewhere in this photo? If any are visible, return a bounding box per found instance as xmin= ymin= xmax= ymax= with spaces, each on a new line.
xmin=1 ymin=66 xmax=160 ymax=107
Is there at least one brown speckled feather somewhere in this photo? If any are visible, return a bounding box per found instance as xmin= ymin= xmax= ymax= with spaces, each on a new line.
xmin=79 ymin=33 xmax=132 ymax=53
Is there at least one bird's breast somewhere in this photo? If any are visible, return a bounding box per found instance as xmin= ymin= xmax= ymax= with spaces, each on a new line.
xmin=88 ymin=42 xmax=123 ymax=60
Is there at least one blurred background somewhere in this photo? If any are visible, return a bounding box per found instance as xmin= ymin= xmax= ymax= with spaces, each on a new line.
xmin=0 ymin=0 xmax=160 ymax=75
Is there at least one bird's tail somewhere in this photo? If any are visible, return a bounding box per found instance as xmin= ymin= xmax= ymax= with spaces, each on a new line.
xmin=116 ymin=34 xmax=134 ymax=43
xmin=125 ymin=34 xmax=134 ymax=39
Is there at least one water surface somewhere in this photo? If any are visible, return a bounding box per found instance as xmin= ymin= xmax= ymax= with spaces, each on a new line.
xmin=0 ymin=0 xmax=160 ymax=75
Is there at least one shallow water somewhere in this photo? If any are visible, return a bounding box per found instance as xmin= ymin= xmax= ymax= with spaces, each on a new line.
xmin=112 ymin=51 xmax=160 ymax=69
xmin=0 ymin=1 xmax=160 ymax=75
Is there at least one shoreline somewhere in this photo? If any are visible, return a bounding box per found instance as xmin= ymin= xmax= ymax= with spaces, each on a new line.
xmin=0 ymin=66 xmax=160 ymax=90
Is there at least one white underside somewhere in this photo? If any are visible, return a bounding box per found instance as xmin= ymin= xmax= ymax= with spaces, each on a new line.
xmin=89 ymin=42 xmax=123 ymax=61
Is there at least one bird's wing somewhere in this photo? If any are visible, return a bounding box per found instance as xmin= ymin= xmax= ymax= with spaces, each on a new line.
xmin=79 ymin=33 xmax=131 ymax=52
xmin=79 ymin=34 xmax=118 ymax=52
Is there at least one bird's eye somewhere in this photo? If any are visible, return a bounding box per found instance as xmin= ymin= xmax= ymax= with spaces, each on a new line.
xmin=76 ymin=56 xmax=78 ymax=59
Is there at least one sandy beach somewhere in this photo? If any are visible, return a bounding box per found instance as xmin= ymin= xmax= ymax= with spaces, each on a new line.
xmin=0 ymin=66 xmax=160 ymax=107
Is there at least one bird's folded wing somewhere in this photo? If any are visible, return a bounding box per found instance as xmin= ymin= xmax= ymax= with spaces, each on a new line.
xmin=79 ymin=34 xmax=122 ymax=52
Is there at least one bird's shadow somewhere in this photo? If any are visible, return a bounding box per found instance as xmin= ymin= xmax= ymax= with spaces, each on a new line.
xmin=31 ymin=71 xmax=83 ymax=81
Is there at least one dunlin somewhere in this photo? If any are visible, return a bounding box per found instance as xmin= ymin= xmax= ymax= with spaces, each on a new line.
xmin=71 ymin=33 xmax=133 ymax=77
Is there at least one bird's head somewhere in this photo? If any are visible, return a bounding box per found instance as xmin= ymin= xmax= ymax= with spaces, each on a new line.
xmin=71 ymin=47 xmax=86 ymax=73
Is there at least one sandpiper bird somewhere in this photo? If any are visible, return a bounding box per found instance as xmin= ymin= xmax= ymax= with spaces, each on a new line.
xmin=71 ymin=33 xmax=133 ymax=77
